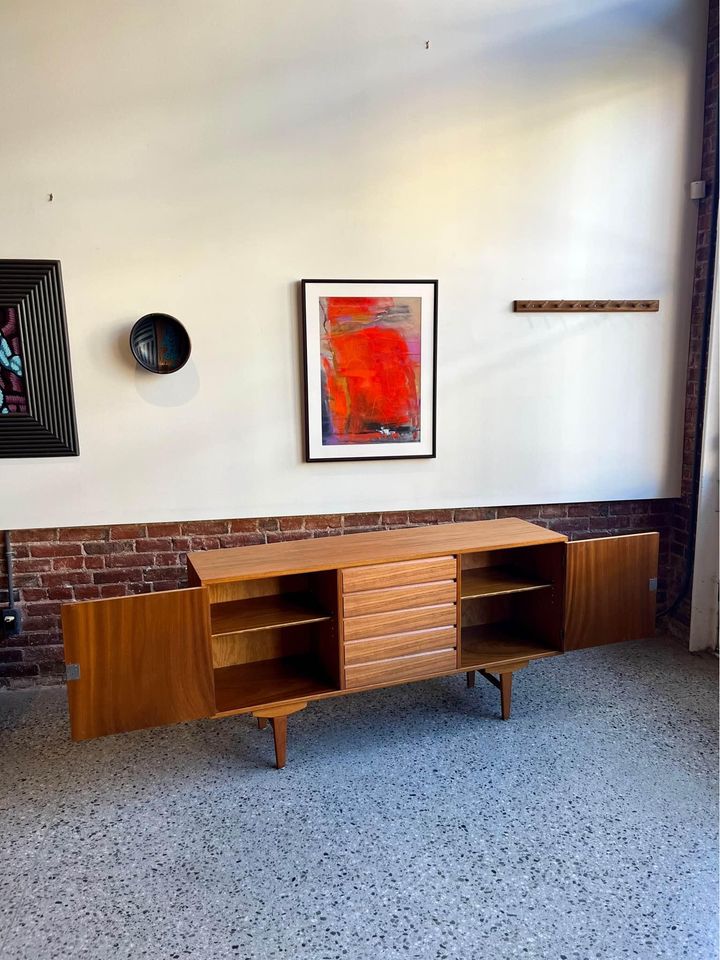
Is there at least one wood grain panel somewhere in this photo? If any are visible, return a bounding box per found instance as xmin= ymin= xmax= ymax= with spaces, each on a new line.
xmin=62 ymin=588 xmax=214 ymax=741
xmin=210 ymin=594 xmax=330 ymax=636
xmin=207 ymin=574 xmax=309 ymax=605
xmin=345 ymin=648 xmax=457 ymax=688
xmin=342 ymin=556 xmax=456 ymax=593
xmin=460 ymin=623 xmax=558 ymax=669
xmin=343 ymin=579 xmax=456 ymax=616
xmin=564 ymin=533 xmax=659 ymax=651
xmin=344 ymin=626 xmax=456 ymax=664
xmin=188 ymin=519 xmax=566 ymax=584
xmin=212 ymin=628 xmax=312 ymax=668
xmin=343 ymin=603 xmax=456 ymax=642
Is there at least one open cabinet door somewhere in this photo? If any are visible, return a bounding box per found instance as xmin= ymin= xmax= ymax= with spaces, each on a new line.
xmin=62 ymin=588 xmax=215 ymax=740
xmin=564 ymin=532 xmax=659 ymax=651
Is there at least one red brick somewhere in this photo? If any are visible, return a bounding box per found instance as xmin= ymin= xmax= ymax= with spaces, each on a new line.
xmin=14 ymin=558 xmax=51 ymax=573
xmin=344 ymin=512 xmax=382 ymax=528
xmin=266 ymin=531 xmax=312 ymax=543
xmin=147 ymin=523 xmax=183 ymax=537
xmin=143 ymin=567 xmax=185 ymax=582
xmin=231 ymin=519 xmax=263 ymax=532
xmin=60 ymin=526 xmax=106 ymax=541
xmin=408 ymin=510 xmax=452 ymax=525
xmin=29 ymin=542 xmax=82 ymax=558
xmin=83 ymin=556 xmax=105 ymax=569
xmin=106 ymin=553 xmax=153 ymax=568
xmin=382 ymin=511 xmax=410 ymax=525
xmin=219 ymin=534 xmax=265 ymax=548
xmin=189 ymin=536 xmax=221 ymax=551
xmin=152 ymin=580 xmax=181 ymax=592
xmin=135 ymin=538 xmax=173 ymax=552
xmin=84 ymin=540 xmax=134 ymax=555
xmin=41 ymin=572 xmax=92 ymax=587
xmin=52 ymin=556 xmax=86 ymax=571
xmin=154 ymin=552 xmax=183 ymax=566
xmin=99 ymin=584 xmax=127 ymax=598
xmin=305 ymin=514 xmax=343 ymax=530
xmin=20 ymin=588 xmax=50 ymax=602
xmin=111 ymin=525 xmax=147 ymax=539
xmin=74 ymin=585 xmax=102 ymax=600
xmin=181 ymin=520 xmax=229 ymax=535
xmin=11 ymin=528 xmax=58 ymax=543
xmin=539 ymin=505 xmax=568 ymax=518
xmin=568 ymin=503 xmax=609 ymax=518
xmin=278 ymin=517 xmax=305 ymax=531
xmin=452 ymin=508 xmax=497 ymax=522
xmin=497 ymin=506 xmax=540 ymax=520
xmin=22 ymin=645 xmax=64 ymax=664
xmin=93 ymin=569 xmax=141 ymax=585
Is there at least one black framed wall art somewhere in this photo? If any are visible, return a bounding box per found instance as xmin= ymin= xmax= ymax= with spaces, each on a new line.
xmin=0 ymin=260 xmax=78 ymax=457
xmin=301 ymin=279 xmax=438 ymax=462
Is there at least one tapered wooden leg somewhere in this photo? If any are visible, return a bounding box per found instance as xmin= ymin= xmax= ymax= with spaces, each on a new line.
xmin=271 ymin=716 xmax=287 ymax=769
xmin=257 ymin=717 xmax=268 ymax=730
xmin=466 ymin=670 xmax=476 ymax=688
xmin=500 ymin=672 xmax=512 ymax=721
xmin=479 ymin=661 xmax=527 ymax=720
xmin=252 ymin=701 xmax=308 ymax=770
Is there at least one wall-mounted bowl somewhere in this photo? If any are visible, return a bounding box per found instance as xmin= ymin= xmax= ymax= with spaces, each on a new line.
xmin=129 ymin=314 xmax=191 ymax=374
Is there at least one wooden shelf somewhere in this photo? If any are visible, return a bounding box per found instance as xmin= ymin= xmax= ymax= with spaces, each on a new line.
xmin=214 ymin=656 xmax=336 ymax=713
xmin=461 ymin=566 xmax=551 ymax=600
xmin=210 ymin=594 xmax=331 ymax=637
xmin=460 ymin=622 xmax=558 ymax=669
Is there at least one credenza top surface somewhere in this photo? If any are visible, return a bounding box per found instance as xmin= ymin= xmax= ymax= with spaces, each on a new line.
xmin=187 ymin=518 xmax=567 ymax=584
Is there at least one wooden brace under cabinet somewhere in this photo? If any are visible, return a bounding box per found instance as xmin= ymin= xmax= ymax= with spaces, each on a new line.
xmin=61 ymin=519 xmax=659 ymax=769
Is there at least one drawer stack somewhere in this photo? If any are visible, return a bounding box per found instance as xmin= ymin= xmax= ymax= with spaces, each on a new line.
xmin=341 ymin=556 xmax=458 ymax=688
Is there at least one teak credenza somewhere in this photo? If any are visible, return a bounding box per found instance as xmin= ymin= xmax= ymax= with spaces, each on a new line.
xmin=61 ymin=519 xmax=659 ymax=768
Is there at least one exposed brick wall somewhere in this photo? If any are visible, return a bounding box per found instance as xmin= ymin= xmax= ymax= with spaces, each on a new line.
xmin=0 ymin=501 xmax=674 ymax=686
xmin=665 ymin=0 xmax=718 ymax=633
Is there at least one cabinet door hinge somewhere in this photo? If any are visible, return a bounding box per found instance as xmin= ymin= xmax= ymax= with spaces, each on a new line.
xmin=649 ymin=578 xmax=658 ymax=593
xmin=65 ymin=663 xmax=80 ymax=681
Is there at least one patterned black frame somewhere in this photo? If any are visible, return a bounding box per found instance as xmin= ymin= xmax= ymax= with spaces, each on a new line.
xmin=0 ymin=260 xmax=79 ymax=457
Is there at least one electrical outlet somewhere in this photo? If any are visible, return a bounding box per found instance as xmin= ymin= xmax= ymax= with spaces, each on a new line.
xmin=2 ymin=608 xmax=21 ymax=637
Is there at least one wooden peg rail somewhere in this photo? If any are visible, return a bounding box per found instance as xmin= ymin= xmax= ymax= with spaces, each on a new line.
xmin=514 ymin=300 xmax=659 ymax=313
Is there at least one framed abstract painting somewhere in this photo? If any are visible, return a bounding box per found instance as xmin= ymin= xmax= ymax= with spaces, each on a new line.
xmin=0 ymin=260 xmax=78 ymax=457
xmin=301 ymin=279 xmax=437 ymax=461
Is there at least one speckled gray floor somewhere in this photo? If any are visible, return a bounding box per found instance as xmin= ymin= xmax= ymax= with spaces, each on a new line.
xmin=1 ymin=638 xmax=717 ymax=960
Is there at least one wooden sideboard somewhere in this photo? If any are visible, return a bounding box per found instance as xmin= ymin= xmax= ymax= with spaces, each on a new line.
xmin=61 ymin=519 xmax=659 ymax=768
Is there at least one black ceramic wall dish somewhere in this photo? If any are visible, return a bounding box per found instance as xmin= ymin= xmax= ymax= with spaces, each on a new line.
xmin=130 ymin=314 xmax=191 ymax=374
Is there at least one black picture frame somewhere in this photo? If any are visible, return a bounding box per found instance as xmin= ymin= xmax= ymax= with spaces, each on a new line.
xmin=0 ymin=260 xmax=79 ymax=458
xmin=300 ymin=278 xmax=438 ymax=462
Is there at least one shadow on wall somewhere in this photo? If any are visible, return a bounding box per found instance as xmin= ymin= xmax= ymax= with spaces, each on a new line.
xmin=111 ymin=324 xmax=200 ymax=407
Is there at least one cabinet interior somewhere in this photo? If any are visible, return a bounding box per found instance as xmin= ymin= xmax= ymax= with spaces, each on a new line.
xmin=210 ymin=571 xmax=341 ymax=712
xmin=458 ymin=543 xmax=565 ymax=667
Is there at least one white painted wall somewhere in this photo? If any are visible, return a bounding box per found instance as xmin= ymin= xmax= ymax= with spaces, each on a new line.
xmin=0 ymin=0 xmax=708 ymax=529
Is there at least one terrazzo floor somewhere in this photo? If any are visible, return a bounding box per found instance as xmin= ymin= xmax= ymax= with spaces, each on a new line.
xmin=1 ymin=637 xmax=717 ymax=960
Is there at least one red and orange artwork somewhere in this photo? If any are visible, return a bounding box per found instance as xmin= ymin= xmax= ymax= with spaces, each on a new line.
xmin=319 ymin=296 xmax=421 ymax=445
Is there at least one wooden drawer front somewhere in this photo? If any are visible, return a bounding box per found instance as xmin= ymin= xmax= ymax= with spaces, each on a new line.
xmin=344 ymin=626 xmax=457 ymax=665
xmin=343 ymin=603 xmax=456 ymax=642
xmin=342 ymin=556 xmax=456 ymax=593
xmin=343 ymin=580 xmax=456 ymax=618
xmin=345 ymin=648 xmax=457 ymax=688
